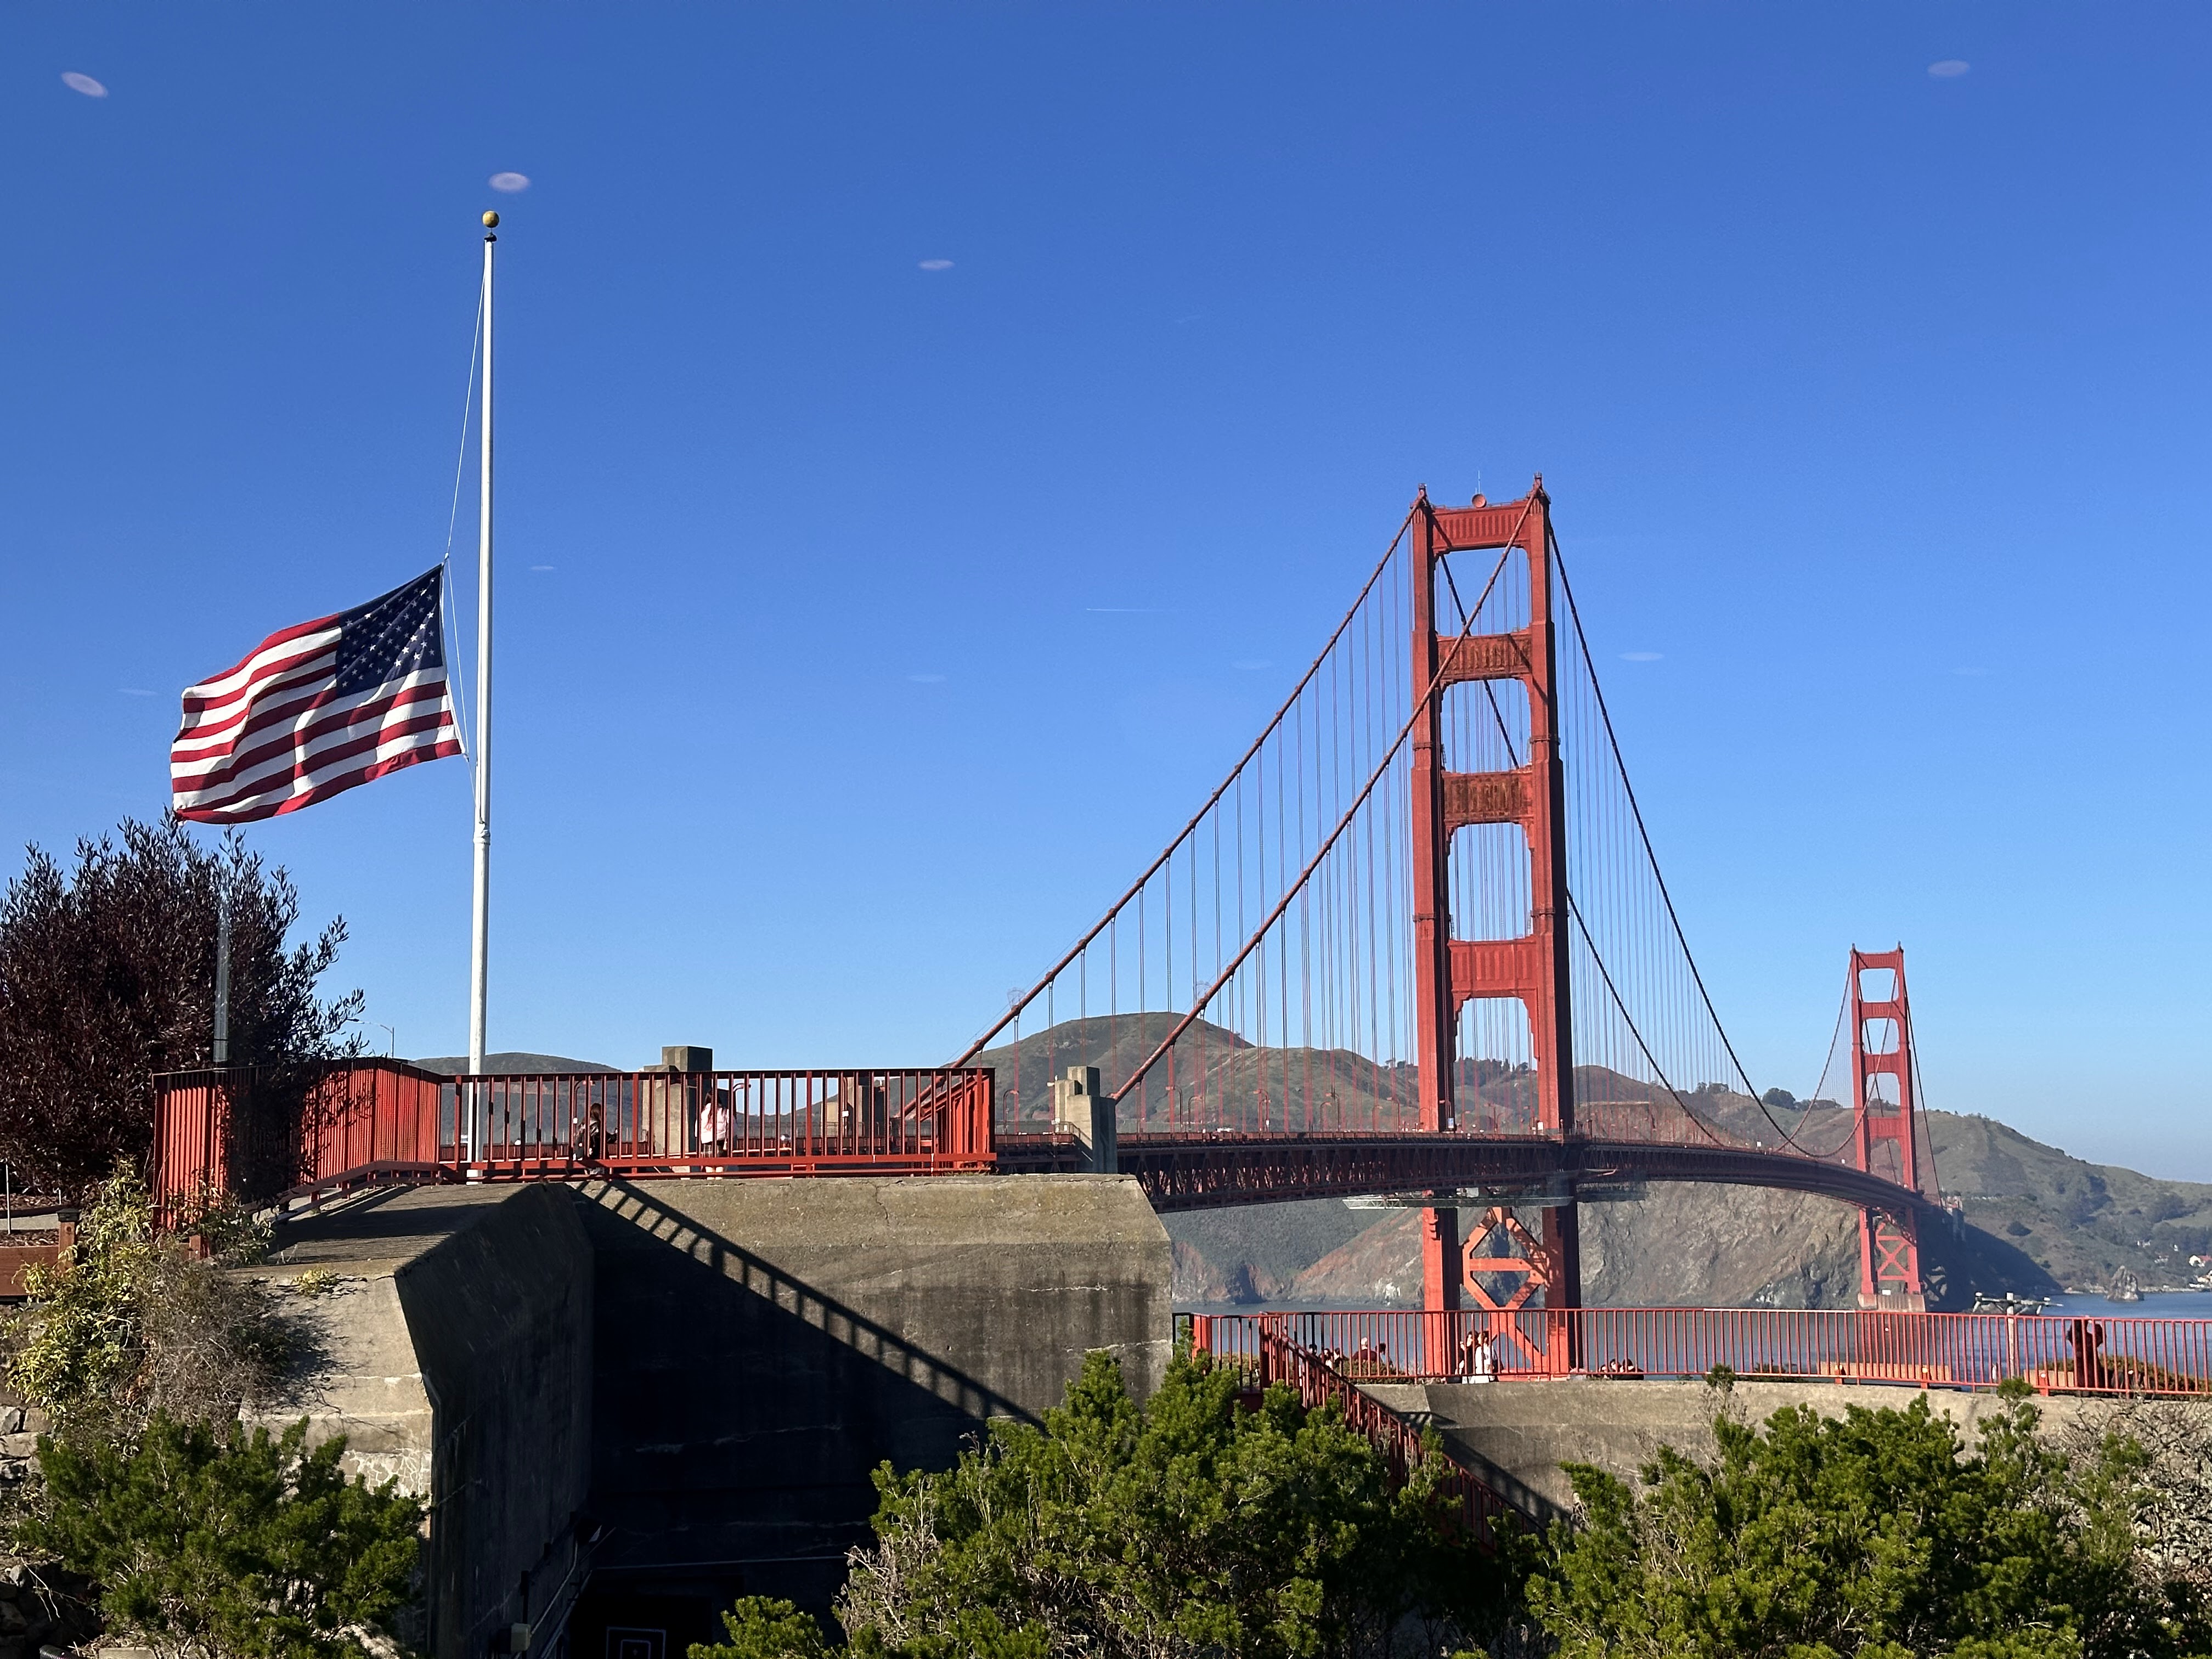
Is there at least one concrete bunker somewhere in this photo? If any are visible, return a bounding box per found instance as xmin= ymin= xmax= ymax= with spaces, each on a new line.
xmin=252 ymin=1173 xmax=1172 ymax=1659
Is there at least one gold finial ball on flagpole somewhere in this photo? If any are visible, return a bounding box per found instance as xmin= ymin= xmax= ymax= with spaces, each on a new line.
xmin=482 ymin=211 xmax=500 ymax=229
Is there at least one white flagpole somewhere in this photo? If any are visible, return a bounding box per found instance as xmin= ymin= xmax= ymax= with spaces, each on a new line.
xmin=469 ymin=211 xmax=497 ymax=1088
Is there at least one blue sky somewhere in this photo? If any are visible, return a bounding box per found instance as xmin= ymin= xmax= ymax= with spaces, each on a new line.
xmin=4 ymin=5 xmax=2207 ymax=1176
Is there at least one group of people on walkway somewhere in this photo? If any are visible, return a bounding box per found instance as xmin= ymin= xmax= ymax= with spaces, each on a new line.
xmin=1313 ymin=1329 xmax=1502 ymax=1381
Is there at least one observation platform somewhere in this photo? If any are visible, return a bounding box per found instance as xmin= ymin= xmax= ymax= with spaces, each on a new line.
xmin=151 ymin=1057 xmax=1938 ymax=1227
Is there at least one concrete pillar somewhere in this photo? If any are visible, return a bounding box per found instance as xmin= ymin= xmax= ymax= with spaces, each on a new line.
xmin=1051 ymin=1065 xmax=1116 ymax=1173
xmin=639 ymin=1049 xmax=714 ymax=1157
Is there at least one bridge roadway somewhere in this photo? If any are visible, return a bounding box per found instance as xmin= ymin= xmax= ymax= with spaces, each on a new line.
xmin=996 ymin=1130 xmax=1932 ymax=1216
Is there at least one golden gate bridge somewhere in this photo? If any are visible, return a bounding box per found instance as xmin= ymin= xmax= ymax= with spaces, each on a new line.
xmin=155 ymin=478 xmax=1940 ymax=1320
xmin=959 ymin=478 xmax=1935 ymax=1315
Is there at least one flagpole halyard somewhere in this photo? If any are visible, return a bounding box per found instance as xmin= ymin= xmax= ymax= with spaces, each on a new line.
xmin=469 ymin=211 xmax=497 ymax=1093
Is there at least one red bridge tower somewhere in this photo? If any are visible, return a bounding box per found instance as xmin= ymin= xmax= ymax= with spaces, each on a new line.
xmin=1851 ymin=945 xmax=1927 ymax=1308
xmin=1409 ymin=481 xmax=1580 ymax=1313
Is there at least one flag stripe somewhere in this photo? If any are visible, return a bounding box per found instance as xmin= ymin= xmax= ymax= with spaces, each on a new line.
xmin=180 ymin=740 xmax=464 ymax=825
xmin=171 ymin=569 xmax=461 ymax=824
xmin=172 ymin=671 xmax=452 ymax=785
xmin=180 ymin=622 xmax=343 ymax=710
xmin=172 ymin=695 xmax=459 ymax=806
xmin=184 ymin=728 xmax=460 ymax=816
xmin=177 ymin=647 xmax=342 ymax=739
xmin=172 ymin=664 xmax=425 ymax=770
xmin=187 ymin=724 xmax=461 ymax=817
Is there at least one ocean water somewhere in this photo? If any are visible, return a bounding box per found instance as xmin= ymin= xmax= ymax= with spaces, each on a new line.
xmin=2045 ymin=1289 xmax=2212 ymax=1319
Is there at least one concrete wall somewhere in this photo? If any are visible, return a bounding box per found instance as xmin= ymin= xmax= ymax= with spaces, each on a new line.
xmin=574 ymin=1174 xmax=1170 ymax=1617
xmin=255 ymin=1183 xmax=596 ymax=1659
xmin=262 ymin=1173 xmax=1170 ymax=1652
xmin=1366 ymin=1376 xmax=2143 ymax=1514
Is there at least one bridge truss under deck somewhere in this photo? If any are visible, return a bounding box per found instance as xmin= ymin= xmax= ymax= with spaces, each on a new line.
xmin=998 ymin=1130 xmax=1938 ymax=1217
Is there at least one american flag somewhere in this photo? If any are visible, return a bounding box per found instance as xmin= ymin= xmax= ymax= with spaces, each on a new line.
xmin=171 ymin=567 xmax=464 ymax=823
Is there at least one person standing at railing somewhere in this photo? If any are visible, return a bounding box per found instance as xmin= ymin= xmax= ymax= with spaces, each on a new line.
xmin=1455 ymin=1329 xmax=1496 ymax=1383
xmin=698 ymin=1089 xmax=732 ymax=1154
xmin=2067 ymin=1318 xmax=2108 ymax=1391
xmin=571 ymin=1097 xmax=605 ymax=1163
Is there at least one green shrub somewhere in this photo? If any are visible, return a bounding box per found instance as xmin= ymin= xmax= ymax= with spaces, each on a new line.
xmin=690 ymin=1598 xmax=832 ymax=1659
xmin=9 ymin=1168 xmax=289 ymax=1435
xmin=1524 ymin=1385 xmax=2207 ymax=1659
xmin=701 ymin=1349 xmax=1507 ymax=1659
xmin=11 ymin=1168 xmax=159 ymax=1425
xmin=21 ymin=1413 xmax=422 ymax=1659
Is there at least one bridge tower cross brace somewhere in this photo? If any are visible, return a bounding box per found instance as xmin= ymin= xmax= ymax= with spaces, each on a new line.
xmin=1850 ymin=945 xmax=1926 ymax=1310
xmin=1409 ymin=481 xmax=1580 ymax=1312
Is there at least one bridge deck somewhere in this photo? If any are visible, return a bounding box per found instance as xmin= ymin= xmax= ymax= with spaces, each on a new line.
xmin=1001 ymin=1130 xmax=1931 ymax=1215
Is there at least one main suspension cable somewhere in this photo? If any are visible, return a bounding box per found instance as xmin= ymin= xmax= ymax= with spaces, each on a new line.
xmin=1545 ymin=523 xmax=1851 ymax=1157
xmin=947 ymin=504 xmax=1422 ymax=1070
xmin=1107 ymin=499 xmax=1536 ymax=1105
xmin=1441 ymin=516 xmax=1849 ymax=1160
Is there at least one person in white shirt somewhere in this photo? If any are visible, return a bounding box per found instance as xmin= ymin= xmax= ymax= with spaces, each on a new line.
xmin=697 ymin=1093 xmax=733 ymax=1152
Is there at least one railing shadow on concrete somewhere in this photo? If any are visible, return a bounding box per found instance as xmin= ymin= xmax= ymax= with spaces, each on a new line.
xmin=578 ymin=1177 xmax=1037 ymax=1429
xmin=570 ymin=1176 xmax=1063 ymax=1613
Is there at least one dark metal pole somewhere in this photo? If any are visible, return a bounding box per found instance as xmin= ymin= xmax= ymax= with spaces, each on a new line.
xmin=212 ymin=898 xmax=232 ymax=1065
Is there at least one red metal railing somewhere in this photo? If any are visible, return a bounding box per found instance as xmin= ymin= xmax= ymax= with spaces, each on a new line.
xmin=153 ymin=1060 xmax=997 ymax=1217
xmin=309 ymin=1061 xmax=445 ymax=1182
xmin=1191 ymin=1307 xmax=2212 ymax=1398
xmin=1569 ymin=1097 xmax=1852 ymax=1160
xmin=152 ymin=1062 xmax=450 ymax=1220
xmin=443 ymin=1066 xmax=995 ymax=1173
xmin=152 ymin=1068 xmax=233 ymax=1221
xmin=1246 ymin=1316 xmax=1517 ymax=1547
